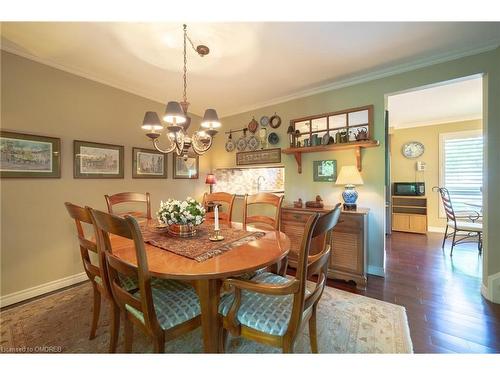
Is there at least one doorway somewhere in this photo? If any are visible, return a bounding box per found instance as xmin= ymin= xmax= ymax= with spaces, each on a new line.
xmin=385 ymin=75 xmax=484 ymax=263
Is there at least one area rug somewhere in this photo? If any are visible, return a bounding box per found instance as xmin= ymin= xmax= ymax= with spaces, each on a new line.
xmin=0 ymin=281 xmax=413 ymax=354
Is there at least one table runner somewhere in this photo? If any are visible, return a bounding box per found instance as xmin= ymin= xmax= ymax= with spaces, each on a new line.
xmin=141 ymin=223 xmax=265 ymax=262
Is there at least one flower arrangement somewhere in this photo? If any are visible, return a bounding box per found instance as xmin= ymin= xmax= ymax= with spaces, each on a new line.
xmin=157 ymin=197 xmax=206 ymax=227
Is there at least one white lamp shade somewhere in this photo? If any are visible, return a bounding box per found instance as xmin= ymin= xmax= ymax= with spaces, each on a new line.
xmin=335 ymin=166 xmax=364 ymax=185
xmin=201 ymin=108 xmax=221 ymax=128
xmin=141 ymin=111 xmax=163 ymax=131
xmin=163 ymin=101 xmax=187 ymax=124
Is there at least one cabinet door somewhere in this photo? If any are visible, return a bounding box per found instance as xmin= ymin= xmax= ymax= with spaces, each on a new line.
xmin=392 ymin=213 xmax=409 ymax=231
xmin=410 ymin=215 xmax=427 ymax=233
xmin=329 ymin=215 xmax=363 ymax=274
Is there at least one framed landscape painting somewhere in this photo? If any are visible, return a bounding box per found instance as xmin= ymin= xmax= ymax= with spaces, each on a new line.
xmin=132 ymin=147 xmax=167 ymax=178
xmin=313 ymin=160 xmax=337 ymax=182
xmin=74 ymin=140 xmax=124 ymax=179
xmin=173 ymin=153 xmax=199 ymax=179
xmin=0 ymin=131 xmax=61 ymax=178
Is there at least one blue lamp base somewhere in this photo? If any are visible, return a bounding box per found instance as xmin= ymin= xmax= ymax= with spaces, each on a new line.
xmin=342 ymin=185 xmax=358 ymax=211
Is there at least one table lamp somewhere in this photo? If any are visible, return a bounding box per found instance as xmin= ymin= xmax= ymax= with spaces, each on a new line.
xmin=335 ymin=165 xmax=363 ymax=210
xmin=205 ymin=173 xmax=216 ymax=194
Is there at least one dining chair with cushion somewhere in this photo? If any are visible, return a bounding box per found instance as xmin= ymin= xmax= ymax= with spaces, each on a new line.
xmin=219 ymin=203 xmax=342 ymax=353
xmin=434 ymin=187 xmax=483 ymax=256
xmin=64 ymin=202 xmax=123 ymax=352
xmin=202 ymin=192 xmax=236 ymax=227
xmin=105 ymin=192 xmax=152 ymax=219
xmin=89 ymin=208 xmax=201 ymax=353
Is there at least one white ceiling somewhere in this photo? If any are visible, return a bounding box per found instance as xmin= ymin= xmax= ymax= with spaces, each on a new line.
xmin=388 ymin=77 xmax=483 ymax=129
xmin=1 ymin=22 xmax=499 ymax=117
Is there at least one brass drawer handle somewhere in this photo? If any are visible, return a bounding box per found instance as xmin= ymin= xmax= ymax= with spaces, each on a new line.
xmin=293 ymin=214 xmax=303 ymax=220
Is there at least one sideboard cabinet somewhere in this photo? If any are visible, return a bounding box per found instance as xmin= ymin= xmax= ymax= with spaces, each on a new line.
xmin=281 ymin=205 xmax=369 ymax=289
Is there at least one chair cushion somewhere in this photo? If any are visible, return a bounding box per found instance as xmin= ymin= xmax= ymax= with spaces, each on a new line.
xmin=219 ymin=272 xmax=295 ymax=336
xmin=93 ymin=274 xmax=138 ymax=291
xmin=126 ymin=279 xmax=200 ymax=331
xmin=449 ymin=220 xmax=483 ymax=232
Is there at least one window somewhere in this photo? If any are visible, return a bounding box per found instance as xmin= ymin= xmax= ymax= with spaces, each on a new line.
xmin=213 ymin=166 xmax=284 ymax=196
xmin=439 ymin=130 xmax=483 ymax=215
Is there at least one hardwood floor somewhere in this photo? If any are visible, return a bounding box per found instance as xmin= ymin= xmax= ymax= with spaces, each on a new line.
xmin=323 ymin=231 xmax=500 ymax=353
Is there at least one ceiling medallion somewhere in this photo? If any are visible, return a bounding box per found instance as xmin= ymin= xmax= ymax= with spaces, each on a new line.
xmin=140 ymin=24 xmax=220 ymax=160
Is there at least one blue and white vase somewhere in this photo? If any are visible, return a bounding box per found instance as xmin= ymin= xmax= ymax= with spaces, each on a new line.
xmin=342 ymin=184 xmax=358 ymax=207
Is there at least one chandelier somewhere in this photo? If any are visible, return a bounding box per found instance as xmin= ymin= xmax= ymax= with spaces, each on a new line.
xmin=140 ymin=24 xmax=221 ymax=159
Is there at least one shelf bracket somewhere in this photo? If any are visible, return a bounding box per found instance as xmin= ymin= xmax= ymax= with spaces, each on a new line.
xmin=355 ymin=147 xmax=362 ymax=171
xmin=293 ymin=152 xmax=302 ymax=174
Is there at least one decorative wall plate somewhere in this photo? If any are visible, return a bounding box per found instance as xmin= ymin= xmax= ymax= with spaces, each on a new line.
xmin=248 ymin=118 xmax=258 ymax=133
xmin=260 ymin=116 xmax=269 ymax=127
xmin=225 ymin=139 xmax=235 ymax=152
xmin=401 ymin=141 xmax=425 ymax=159
xmin=268 ymin=132 xmax=279 ymax=145
xmin=247 ymin=135 xmax=260 ymax=151
xmin=236 ymin=135 xmax=248 ymax=152
xmin=269 ymin=114 xmax=282 ymax=129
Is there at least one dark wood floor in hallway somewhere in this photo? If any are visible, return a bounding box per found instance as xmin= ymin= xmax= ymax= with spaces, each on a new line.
xmin=326 ymin=231 xmax=500 ymax=353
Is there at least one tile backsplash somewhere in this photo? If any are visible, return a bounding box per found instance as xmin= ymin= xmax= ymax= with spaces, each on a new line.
xmin=213 ymin=167 xmax=285 ymax=196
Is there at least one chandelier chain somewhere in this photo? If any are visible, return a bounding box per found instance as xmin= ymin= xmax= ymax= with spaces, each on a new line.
xmin=183 ymin=25 xmax=188 ymax=104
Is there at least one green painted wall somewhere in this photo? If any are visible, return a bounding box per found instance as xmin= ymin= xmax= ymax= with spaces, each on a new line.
xmin=212 ymin=47 xmax=500 ymax=288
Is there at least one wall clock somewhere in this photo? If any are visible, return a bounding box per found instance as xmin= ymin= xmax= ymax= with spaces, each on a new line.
xmin=401 ymin=141 xmax=425 ymax=159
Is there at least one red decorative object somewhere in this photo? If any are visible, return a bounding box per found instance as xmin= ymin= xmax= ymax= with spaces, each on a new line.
xmin=205 ymin=173 xmax=216 ymax=193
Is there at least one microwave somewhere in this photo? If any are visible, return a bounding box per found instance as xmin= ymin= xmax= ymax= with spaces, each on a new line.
xmin=393 ymin=182 xmax=425 ymax=196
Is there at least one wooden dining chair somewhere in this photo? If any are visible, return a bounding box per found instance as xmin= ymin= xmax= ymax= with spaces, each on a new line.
xmin=105 ymin=192 xmax=152 ymax=219
xmin=434 ymin=187 xmax=483 ymax=256
xmin=220 ymin=203 xmax=342 ymax=353
xmin=89 ymin=208 xmax=202 ymax=353
xmin=64 ymin=202 xmax=122 ymax=352
xmin=241 ymin=192 xmax=285 ymax=276
xmin=202 ymin=192 xmax=236 ymax=227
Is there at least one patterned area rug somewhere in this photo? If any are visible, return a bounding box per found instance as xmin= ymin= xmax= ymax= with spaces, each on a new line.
xmin=0 ymin=281 xmax=412 ymax=353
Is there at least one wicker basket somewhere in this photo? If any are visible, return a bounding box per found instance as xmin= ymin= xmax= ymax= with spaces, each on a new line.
xmin=167 ymin=223 xmax=197 ymax=238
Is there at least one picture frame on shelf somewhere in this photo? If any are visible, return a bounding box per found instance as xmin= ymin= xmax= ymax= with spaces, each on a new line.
xmin=313 ymin=160 xmax=337 ymax=182
xmin=73 ymin=140 xmax=124 ymax=179
xmin=132 ymin=147 xmax=167 ymax=179
xmin=173 ymin=153 xmax=199 ymax=179
xmin=0 ymin=131 xmax=61 ymax=178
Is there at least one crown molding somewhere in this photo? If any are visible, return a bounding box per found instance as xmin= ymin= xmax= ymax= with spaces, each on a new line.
xmin=0 ymin=45 xmax=198 ymax=113
xmin=2 ymin=39 xmax=499 ymax=119
xmin=221 ymin=40 xmax=500 ymax=118
xmin=392 ymin=114 xmax=483 ymax=130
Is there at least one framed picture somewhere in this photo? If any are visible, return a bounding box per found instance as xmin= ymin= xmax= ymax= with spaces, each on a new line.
xmin=236 ymin=148 xmax=281 ymax=166
xmin=132 ymin=147 xmax=167 ymax=179
xmin=0 ymin=131 xmax=61 ymax=178
xmin=173 ymin=153 xmax=199 ymax=179
xmin=74 ymin=140 xmax=124 ymax=179
xmin=313 ymin=160 xmax=337 ymax=182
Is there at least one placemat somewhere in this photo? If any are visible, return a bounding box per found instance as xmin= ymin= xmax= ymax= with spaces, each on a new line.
xmin=140 ymin=222 xmax=265 ymax=262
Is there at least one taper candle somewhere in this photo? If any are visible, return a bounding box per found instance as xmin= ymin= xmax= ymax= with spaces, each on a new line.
xmin=214 ymin=204 xmax=220 ymax=231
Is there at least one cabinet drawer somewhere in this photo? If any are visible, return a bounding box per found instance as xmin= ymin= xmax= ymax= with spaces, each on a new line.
xmin=334 ymin=214 xmax=362 ymax=232
xmin=282 ymin=210 xmax=314 ymax=224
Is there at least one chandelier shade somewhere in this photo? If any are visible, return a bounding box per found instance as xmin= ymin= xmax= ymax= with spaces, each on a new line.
xmin=141 ymin=111 xmax=163 ymax=131
xmin=201 ymin=108 xmax=221 ymax=129
xmin=164 ymin=101 xmax=187 ymax=124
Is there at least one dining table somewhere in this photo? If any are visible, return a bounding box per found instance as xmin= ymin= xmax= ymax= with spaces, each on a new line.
xmin=110 ymin=220 xmax=290 ymax=353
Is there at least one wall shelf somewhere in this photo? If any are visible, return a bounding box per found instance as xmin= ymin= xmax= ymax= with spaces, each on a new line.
xmin=281 ymin=140 xmax=380 ymax=173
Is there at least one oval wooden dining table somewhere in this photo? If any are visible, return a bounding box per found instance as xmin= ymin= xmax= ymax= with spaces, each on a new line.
xmin=110 ymin=221 xmax=290 ymax=353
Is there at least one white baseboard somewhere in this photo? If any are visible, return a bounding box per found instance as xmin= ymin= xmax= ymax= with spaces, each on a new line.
xmin=428 ymin=226 xmax=446 ymax=233
xmin=367 ymin=265 xmax=385 ymax=277
xmin=481 ymin=272 xmax=500 ymax=304
xmin=0 ymin=272 xmax=88 ymax=308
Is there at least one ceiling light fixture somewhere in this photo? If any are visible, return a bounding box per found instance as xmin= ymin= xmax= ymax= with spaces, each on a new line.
xmin=141 ymin=24 xmax=220 ymax=159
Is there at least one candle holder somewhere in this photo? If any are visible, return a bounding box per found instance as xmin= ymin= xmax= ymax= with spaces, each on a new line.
xmin=209 ymin=229 xmax=224 ymax=242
